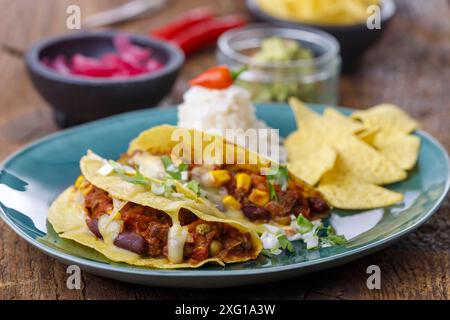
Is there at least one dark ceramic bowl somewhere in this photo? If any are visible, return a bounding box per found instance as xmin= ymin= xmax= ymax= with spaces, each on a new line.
xmin=246 ymin=0 xmax=396 ymax=72
xmin=26 ymin=30 xmax=184 ymax=127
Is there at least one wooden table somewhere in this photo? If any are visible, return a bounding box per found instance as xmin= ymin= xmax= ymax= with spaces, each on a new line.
xmin=0 ymin=0 xmax=449 ymax=300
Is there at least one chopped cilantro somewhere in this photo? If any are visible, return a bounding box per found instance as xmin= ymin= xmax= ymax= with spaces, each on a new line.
xmin=277 ymin=234 xmax=294 ymax=253
xmin=186 ymin=180 xmax=201 ymax=196
xmin=261 ymin=249 xmax=273 ymax=257
xmin=161 ymin=155 xmax=187 ymax=180
xmin=296 ymin=214 xmax=314 ymax=234
xmin=267 ymin=181 xmax=278 ymax=201
xmin=326 ymin=234 xmax=347 ymax=245
xmin=266 ymin=165 xmax=289 ymax=190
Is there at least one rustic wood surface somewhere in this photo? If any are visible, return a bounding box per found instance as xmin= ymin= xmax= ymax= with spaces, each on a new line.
xmin=0 ymin=0 xmax=449 ymax=300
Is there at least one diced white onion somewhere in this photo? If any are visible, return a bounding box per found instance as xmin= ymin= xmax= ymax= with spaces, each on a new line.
xmin=97 ymin=162 xmax=114 ymax=176
xmin=151 ymin=183 xmax=165 ymax=195
xmin=263 ymin=224 xmax=281 ymax=234
xmin=305 ymin=235 xmax=319 ymax=250
xmin=260 ymin=232 xmax=280 ymax=250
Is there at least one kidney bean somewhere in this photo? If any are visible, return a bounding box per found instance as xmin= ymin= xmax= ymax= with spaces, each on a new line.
xmin=87 ymin=218 xmax=102 ymax=239
xmin=307 ymin=197 xmax=330 ymax=214
xmin=114 ymin=232 xmax=148 ymax=255
xmin=242 ymin=205 xmax=270 ymax=221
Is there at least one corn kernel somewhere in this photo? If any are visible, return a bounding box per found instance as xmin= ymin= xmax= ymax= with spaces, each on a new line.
xmin=210 ymin=170 xmax=231 ymax=186
xmin=74 ymin=175 xmax=84 ymax=188
xmin=248 ymin=189 xmax=270 ymax=206
xmin=222 ymin=195 xmax=242 ymax=210
xmin=235 ymin=173 xmax=251 ymax=192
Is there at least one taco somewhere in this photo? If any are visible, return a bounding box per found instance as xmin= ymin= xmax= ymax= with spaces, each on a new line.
xmin=121 ymin=125 xmax=331 ymax=232
xmin=48 ymin=151 xmax=262 ymax=268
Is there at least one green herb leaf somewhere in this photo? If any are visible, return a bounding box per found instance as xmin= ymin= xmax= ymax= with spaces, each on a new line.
xmin=160 ymin=155 xmax=186 ymax=180
xmin=328 ymin=234 xmax=347 ymax=246
xmin=178 ymin=162 xmax=188 ymax=172
xmin=325 ymin=234 xmax=347 ymax=246
xmin=186 ymin=180 xmax=201 ymax=196
xmin=160 ymin=155 xmax=172 ymax=168
xmin=327 ymin=225 xmax=336 ymax=235
xmin=266 ymin=165 xmax=289 ymax=190
xmin=277 ymin=234 xmax=294 ymax=253
xmin=108 ymin=160 xmax=125 ymax=175
xmin=296 ymin=214 xmax=314 ymax=234
xmin=261 ymin=249 xmax=273 ymax=257
xmin=122 ymin=169 xmax=150 ymax=186
xmin=267 ymin=181 xmax=278 ymax=201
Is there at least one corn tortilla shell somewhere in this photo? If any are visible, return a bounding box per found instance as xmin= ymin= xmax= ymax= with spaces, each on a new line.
xmin=128 ymin=124 xmax=329 ymax=222
xmin=48 ymin=153 xmax=263 ymax=268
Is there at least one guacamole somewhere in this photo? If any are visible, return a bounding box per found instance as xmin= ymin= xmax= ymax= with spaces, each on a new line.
xmin=236 ymin=37 xmax=335 ymax=103
xmin=253 ymin=37 xmax=314 ymax=63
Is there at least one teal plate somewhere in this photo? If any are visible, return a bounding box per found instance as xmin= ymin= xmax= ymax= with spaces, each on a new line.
xmin=0 ymin=104 xmax=449 ymax=288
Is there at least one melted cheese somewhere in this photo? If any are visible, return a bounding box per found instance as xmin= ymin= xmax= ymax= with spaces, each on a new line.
xmin=130 ymin=153 xmax=165 ymax=179
xmin=98 ymin=198 xmax=127 ymax=241
xmin=167 ymin=222 xmax=188 ymax=264
xmin=98 ymin=214 xmax=123 ymax=242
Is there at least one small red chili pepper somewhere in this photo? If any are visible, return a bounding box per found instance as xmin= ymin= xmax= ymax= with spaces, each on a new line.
xmin=189 ymin=65 xmax=233 ymax=89
xmin=150 ymin=7 xmax=215 ymax=40
xmin=172 ymin=14 xmax=247 ymax=55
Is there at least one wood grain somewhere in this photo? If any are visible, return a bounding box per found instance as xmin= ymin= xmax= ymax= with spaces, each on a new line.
xmin=0 ymin=0 xmax=449 ymax=300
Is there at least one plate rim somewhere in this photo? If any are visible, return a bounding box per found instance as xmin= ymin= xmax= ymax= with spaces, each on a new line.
xmin=1 ymin=103 xmax=449 ymax=278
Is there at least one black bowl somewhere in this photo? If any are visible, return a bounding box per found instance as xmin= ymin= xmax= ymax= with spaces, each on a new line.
xmin=26 ymin=30 xmax=184 ymax=127
xmin=246 ymin=0 xmax=396 ymax=72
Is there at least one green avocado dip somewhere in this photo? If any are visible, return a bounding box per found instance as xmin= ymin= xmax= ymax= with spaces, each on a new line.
xmin=236 ymin=37 xmax=338 ymax=104
xmin=253 ymin=37 xmax=314 ymax=63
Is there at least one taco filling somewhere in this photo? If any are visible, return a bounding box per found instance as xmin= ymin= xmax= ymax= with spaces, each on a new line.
xmin=122 ymin=150 xmax=330 ymax=227
xmin=77 ymin=177 xmax=255 ymax=264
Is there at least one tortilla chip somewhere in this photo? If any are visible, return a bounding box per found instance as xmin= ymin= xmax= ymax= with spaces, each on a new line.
xmin=332 ymin=134 xmax=407 ymax=185
xmin=318 ymin=158 xmax=404 ymax=209
xmin=287 ymin=98 xmax=407 ymax=185
xmin=288 ymin=143 xmax=337 ymax=186
xmin=351 ymin=104 xmax=419 ymax=135
xmin=289 ymin=97 xmax=324 ymax=134
xmin=323 ymin=107 xmax=365 ymax=134
xmin=286 ymin=131 xmax=336 ymax=185
xmin=373 ymin=133 xmax=421 ymax=170
xmin=356 ymin=127 xmax=379 ymax=145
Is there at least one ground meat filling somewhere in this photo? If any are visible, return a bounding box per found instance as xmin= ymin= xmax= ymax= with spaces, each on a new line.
xmin=80 ymin=183 xmax=254 ymax=262
xmin=180 ymin=209 xmax=254 ymax=264
xmin=84 ymin=186 xmax=112 ymax=239
xmin=221 ymin=167 xmax=330 ymax=224
xmin=120 ymin=202 xmax=172 ymax=257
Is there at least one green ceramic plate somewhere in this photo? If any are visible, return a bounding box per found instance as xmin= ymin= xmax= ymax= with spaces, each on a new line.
xmin=0 ymin=104 xmax=448 ymax=288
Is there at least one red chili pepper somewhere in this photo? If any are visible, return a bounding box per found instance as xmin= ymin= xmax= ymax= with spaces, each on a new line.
xmin=171 ymin=14 xmax=247 ymax=55
xmin=189 ymin=65 xmax=234 ymax=89
xmin=150 ymin=7 xmax=215 ymax=40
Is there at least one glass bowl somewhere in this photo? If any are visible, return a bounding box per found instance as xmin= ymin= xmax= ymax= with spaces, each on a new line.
xmin=217 ymin=25 xmax=341 ymax=105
